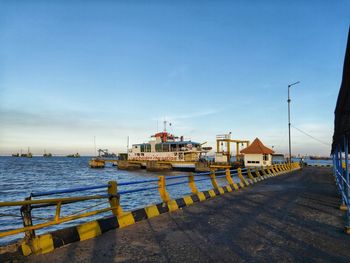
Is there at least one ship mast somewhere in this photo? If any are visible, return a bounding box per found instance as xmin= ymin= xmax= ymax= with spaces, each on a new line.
xmin=163 ymin=120 xmax=167 ymax=132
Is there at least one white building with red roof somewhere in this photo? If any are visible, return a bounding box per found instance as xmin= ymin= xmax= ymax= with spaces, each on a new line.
xmin=240 ymin=138 xmax=274 ymax=167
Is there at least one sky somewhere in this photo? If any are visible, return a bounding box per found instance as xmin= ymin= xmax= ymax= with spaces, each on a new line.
xmin=0 ymin=0 xmax=349 ymax=156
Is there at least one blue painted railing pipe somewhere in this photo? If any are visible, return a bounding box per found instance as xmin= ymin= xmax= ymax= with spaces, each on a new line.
xmin=118 ymin=178 xmax=158 ymax=186
xmin=167 ymin=181 xmax=190 ymax=188
xmin=31 ymin=184 xmax=109 ymax=197
xmin=30 ymin=167 xmax=245 ymax=198
xmin=119 ymin=185 xmax=159 ymax=195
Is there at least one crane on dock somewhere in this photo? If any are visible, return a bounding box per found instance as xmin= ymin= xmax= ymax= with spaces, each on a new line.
xmin=216 ymin=133 xmax=249 ymax=163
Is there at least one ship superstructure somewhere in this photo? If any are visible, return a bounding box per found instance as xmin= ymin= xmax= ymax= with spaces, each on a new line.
xmin=128 ymin=122 xmax=206 ymax=163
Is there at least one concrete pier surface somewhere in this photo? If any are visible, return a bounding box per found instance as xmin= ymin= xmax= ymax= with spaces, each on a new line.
xmin=17 ymin=168 xmax=350 ymax=262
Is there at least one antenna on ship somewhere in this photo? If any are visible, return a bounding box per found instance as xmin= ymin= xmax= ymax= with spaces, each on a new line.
xmin=163 ymin=120 xmax=167 ymax=132
xmin=94 ymin=136 xmax=97 ymax=157
xmin=127 ymin=136 xmax=129 ymax=152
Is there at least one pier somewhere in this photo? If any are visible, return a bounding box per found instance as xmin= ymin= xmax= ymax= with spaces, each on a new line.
xmin=2 ymin=166 xmax=350 ymax=262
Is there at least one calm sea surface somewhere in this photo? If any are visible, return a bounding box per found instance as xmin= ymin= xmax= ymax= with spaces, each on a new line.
xmin=0 ymin=157 xmax=333 ymax=245
xmin=0 ymin=156 xmax=228 ymax=245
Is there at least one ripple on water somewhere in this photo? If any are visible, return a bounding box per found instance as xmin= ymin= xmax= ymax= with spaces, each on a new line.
xmin=0 ymin=157 xmax=203 ymax=245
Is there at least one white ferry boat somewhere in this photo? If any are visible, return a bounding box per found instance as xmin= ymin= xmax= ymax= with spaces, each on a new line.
xmin=128 ymin=122 xmax=209 ymax=169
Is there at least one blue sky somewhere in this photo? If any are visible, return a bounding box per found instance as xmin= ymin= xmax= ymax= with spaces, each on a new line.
xmin=0 ymin=1 xmax=349 ymax=156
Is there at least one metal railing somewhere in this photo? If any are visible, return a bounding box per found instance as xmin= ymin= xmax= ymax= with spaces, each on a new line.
xmin=332 ymin=136 xmax=350 ymax=229
xmin=0 ymin=163 xmax=297 ymax=241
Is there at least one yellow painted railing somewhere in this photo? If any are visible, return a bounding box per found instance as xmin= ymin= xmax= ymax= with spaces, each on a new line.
xmin=0 ymin=162 xmax=301 ymax=240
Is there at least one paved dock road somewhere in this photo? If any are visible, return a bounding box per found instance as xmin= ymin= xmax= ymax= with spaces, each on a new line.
xmin=22 ymin=167 xmax=350 ymax=262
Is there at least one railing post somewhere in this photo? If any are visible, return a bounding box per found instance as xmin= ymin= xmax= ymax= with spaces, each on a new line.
xmin=344 ymin=136 xmax=350 ymax=232
xmin=226 ymin=168 xmax=239 ymax=190
xmin=335 ymin=145 xmax=342 ymax=193
xmin=277 ymin=164 xmax=282 ymax=172
xmin=275 ymin=164 xmax=280 ymax=173
xmin=108 ymin=181 xmax=123 ymax=217
xmin=344 ymin=136 xmax=349 ymax=199
xmin=255 ymin=167 xmax=262 ymax=179
xmin=210 ymin=169 xmax=219 ymax=189
xmin=271 ymin=165 xmax=277 ymax=175
xmin=20 ymin=197 xmax=35 ymax=241
xmin=266 ymin=166 xmax=273 ymax=176
xmin=55 ymin=202 xmax=62 ymax=222
xmin=188 ymin=173 xmax=198 ymax=194
xmin=158 ymin=176 xmax=170 ymax=202
xmin=237 ymin=168 xmax=249 ymax=186
xmin=337 ymin=144 xmax=347 ymax=211
xmin=247 ymin=168 xmax=257 ymax=182
xmin=225 ymin=168 xmax=234 ymax=185
xmin=260 ymin=166 xmax=268 ymax=177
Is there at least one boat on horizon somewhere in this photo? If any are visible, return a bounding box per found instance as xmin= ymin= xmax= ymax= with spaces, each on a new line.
xmin=67 ymin=153 xmax=80 ymax=158
xmin=43 ymin=149 xmax=52 ymax=157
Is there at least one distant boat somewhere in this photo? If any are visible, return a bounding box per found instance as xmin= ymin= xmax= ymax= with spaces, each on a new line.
xmin=21 ymin=153 xmax=33 ymax=158
xmin=67 ymin=153 xmax=80 ymax=158
xmin=98 ymin=149 xmax=117 ymax=158
xmin=21 ymin=148 xmax=33 ymax=158
xmin=43 ymin=149 xmax=52 ymax=157
xmin=12 ymin=153 xmax=19 ymax=157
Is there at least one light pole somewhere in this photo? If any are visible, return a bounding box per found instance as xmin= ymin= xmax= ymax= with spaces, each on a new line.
xmin=287 ymin=81 xmax=300 ymax=167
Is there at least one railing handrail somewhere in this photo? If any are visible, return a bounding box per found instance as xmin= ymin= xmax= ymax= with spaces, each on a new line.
xmin=0 ymin=162 xmax=296 ymax=240
xmin=31 ymin=184 xmax=109 ymax=197
xmin=27 ymin=169 xmax=243 ymax=198
xmin=0 ymin=194 xmax=109 ymax=207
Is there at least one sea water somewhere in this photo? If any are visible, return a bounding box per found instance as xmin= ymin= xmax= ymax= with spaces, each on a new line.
xmin=0 ymin=156 xmax=228 ymax=245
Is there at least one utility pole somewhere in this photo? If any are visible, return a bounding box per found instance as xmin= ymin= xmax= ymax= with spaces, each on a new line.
xmin=288 ymin=81 xmax=300 ymax=167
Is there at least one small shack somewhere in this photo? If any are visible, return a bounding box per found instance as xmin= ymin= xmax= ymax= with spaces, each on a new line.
xmin=240 ymin=138 xmax=274 ymax=167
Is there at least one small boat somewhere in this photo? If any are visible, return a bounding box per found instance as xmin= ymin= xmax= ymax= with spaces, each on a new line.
xmin=21 ymin=148 xmax=33 ymax=158
xmin=67 ymin=153 xmax=80 ymax=158
xmin=43 ymin=149 xmax=52 ymax=157
xmin=89 ymin=158 xmax=105 ymax=168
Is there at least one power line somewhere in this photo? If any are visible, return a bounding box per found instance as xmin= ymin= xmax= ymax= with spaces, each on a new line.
xmin=291 ymin=125 xmax=330 ymax=147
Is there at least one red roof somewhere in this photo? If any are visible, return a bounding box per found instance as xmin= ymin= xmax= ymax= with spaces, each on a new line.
xmin=240 ymin=138 xmax=274 ymax=154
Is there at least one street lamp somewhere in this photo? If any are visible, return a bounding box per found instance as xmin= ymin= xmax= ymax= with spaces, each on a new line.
xmin=287 ymin=81 xmax=300 ymax=167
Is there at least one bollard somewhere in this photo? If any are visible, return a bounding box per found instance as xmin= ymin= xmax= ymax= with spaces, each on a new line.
xmin=188 ymin=174 xmax=198 ymax=194
xmin=108 ymin=181 xmax=123 ymax=217
xmin=158 ymin=176 xmax=170 ymax=202
xmin=20 ymin=197 xmax=35 ymax=241
xmin=210 ymin=169 xmax=219 ymax=189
